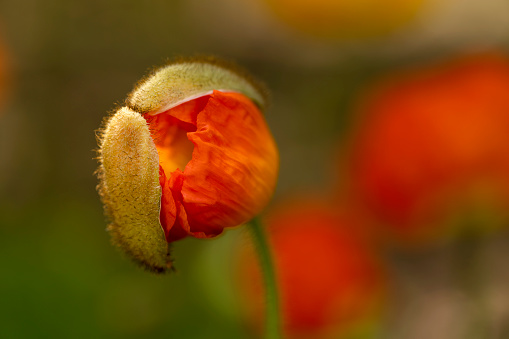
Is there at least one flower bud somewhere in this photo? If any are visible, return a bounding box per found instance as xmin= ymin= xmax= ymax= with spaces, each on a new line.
xmin=97 ymin=58 xmax=279 ymax=272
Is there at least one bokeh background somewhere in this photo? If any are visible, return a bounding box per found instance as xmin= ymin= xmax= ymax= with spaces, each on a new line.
xmin=1 ymin=0 xmax=509 ymax=338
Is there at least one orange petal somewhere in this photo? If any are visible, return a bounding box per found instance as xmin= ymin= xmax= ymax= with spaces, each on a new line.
xmin=149 ymin=91 xmax=278 ymax=242
xmin=181 ymin=91 xmax=278 ymax=238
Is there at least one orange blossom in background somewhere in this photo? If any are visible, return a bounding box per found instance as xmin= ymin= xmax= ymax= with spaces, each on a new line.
xmin=237 ymin=199 xmax=386 ymax=338
xmin=0 ymin=30 xmax=10 ymax=114
xmin=261 ymin=0 xmax=426 ymax=39
xmin=348 ymin=52 xmax=509 ymax=245
xmin=98 ymin=58 xmax=279 ymax=272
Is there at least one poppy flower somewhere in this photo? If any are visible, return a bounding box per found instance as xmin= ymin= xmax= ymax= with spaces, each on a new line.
xmin=348 ymin=53 xmax=509 ymax=244
xmin=236 ymin=199 xmax=386 ymax=338
xmin=0 ymin=32 xmax=10 ymax=114
xmin=261 ymin=0 xmax=426 ymax=39
xmin=97 ymin=59 xmax=279 ymax=272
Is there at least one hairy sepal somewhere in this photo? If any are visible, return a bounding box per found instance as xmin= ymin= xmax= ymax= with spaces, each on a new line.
xmin=98 ymin=107 xmax=171 ymax=273
xmin=127 ymin=58 xmax=267 ymax=115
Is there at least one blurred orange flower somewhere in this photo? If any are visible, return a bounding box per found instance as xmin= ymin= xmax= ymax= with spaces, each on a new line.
xmin=145 ymin=90 xmax=279 ymax=243
xmin=348 ymin=53 xmax=509 ymax=244
xmin=237 ymin=200 xmax=386 ymax=338
xmin=262 ymin=0 xmax=426 ymax=39
xmin=0 ymin=31 xmax=10 ymax=113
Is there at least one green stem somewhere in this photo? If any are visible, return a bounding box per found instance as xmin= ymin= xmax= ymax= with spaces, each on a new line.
xmin=248 ymin=216 xmax=282 ymax=339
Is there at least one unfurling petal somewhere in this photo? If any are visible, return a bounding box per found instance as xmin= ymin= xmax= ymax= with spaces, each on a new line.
xmin=154 ymin=91 xmax=279 ymax=242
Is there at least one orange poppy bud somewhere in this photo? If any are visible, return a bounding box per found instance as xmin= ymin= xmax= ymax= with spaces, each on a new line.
xmin=348 ymin=53 xmax=509 ymax=244
xmin=237 ymin=200 xmax=386 ymax=338
xmin=97 ymin=58 xmax=279 ymax=272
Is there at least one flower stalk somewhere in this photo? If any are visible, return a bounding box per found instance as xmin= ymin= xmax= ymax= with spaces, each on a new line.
xmin=248 ymin=216 xmax=281 ymax=339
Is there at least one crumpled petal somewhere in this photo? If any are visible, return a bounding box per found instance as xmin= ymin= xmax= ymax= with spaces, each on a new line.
xmin=149 ymin=90 xmax=279 ymax=242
